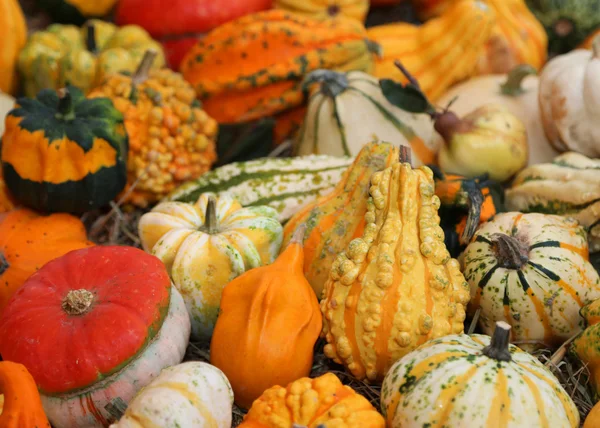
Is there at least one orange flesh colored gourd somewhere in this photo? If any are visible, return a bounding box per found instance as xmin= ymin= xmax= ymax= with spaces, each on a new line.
xmin=572 ymin=299 xmax=600 ymax=399
xmin=210 ymin=225 xmax=322 ymax=409
xmin=321 ymin=160 xmax=471 ymax=382
xmin=367 ymin=0 xmax=495 ymax=101
xmin=283 ymin=141 xmax=401 ymax=299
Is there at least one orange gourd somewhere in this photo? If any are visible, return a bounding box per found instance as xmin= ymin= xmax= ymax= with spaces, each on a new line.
xmin=0 ymin=361 xmax=51 ymax=428
xmin=0 ymin=0 xmax=27 ymax=94
xmin=210 ymin=225 xmax=322 ymax=409
xmin=585 ymin=402 xmax=600 ymax=428
xmin=0 ymin=209 xmax=94 ymax=314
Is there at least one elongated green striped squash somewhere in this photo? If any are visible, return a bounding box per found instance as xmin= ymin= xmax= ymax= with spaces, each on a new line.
xmin=295 ymin=70 xmax=439 ymax=166
xmin=506 ymin=152 xmax=600 ymax=252
xmin=165 ymin=155 xmax=353 ymax=223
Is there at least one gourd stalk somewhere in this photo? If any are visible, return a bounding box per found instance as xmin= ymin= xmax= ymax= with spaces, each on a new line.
xmin=86 ymin=24 xmax=97 ymax=54
xmin=62 ymin=289 xmax=94 ymax=316
xmin=500 ymin=65 xmax=537 ymax=96
xmin=56 ymin=88 xmax=75 ymax=121
xmin=491 ymin=233 xmax=529 ymax=269
xmin=203 ymin=196 xmax=218 ymax=234
xmin=132 ymin=49 xmax=158 ymax=85
xmin=482 ymin=321 xmax=512 ymax=362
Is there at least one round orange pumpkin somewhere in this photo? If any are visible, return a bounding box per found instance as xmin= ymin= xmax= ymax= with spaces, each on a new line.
xmin=0 ymin=209 xmax=94 ymax=315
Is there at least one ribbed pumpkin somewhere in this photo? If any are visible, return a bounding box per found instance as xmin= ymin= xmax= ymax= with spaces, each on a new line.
xmin=506 ymin=152 xmax=600 ymax=253
xmin=88 ymin=51 xmax=218 ymax=207
xmin=572 ymin=299 xmax=600 ymax=399
xmin=239 ymin=373 xmax=385 ymax=428
xmin=274 ymin=0 xmax=369 ymax=21
xmin=295 ymin=70 xmax=439 ymax=164
xmin=0 ymin=0 xmax=26 ymax=95
xmin=180 ymin=10 xmax=376 ymax=124
xmin=321 ymin=159 xmax=471 ymax=382
xmin=0 ymin=246 xmax=191 ymax=427
xmin=0 ymin=362 xmax=51 ymax=428
xmin=0 ymin=208 xmax=94 ymax=315
xmin=381 ymin=321 xmax=580 ymax=427
xmin=2 ymin=86 xmax=128 ymax=214
xmin=210 ymin=226 xmax=322 ymax=409
xmin=18 ymin=20 xmax=165 ymax=97
xmin=138 ymin=192 xmax=283 ymax=341
xmin=283 ymin=141 xmax=400 ymax=298
xmin=110 ymin=362 xmax=233 ymax=428
xmin=462 ymin=212 xmax=600 ymax=349
xmin=37 ymin=0 xmax=118 ymax=24
xmin=367 ymin=0 xmax=495 ymax=101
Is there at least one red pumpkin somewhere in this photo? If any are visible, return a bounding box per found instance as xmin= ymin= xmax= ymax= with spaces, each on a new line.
xmin=0 ymin=246 xmax=191 ymax=427
xmin=115 ymin=0 xmax=273 ymax=69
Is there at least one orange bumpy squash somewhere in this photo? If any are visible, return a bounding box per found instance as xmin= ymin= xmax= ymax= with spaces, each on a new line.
xmin=0 ymin=0 xmax=26 ymax=94
xmin=321 ymin=160 xmax=471 ymax=382
xmin=180 ymin=10 xmax=376 ymax=124
xmin=283 ymin=141 xmax=400 ymax=298
xmin=210 ymin=226 xmax=322 ymax=409
xmin=367 ymin=0 xmax=495 ymax=101
xmin=0 ymin=361 xmax=51 ymax=428
xmin=238 ymin=373 xmax=385 ymax=427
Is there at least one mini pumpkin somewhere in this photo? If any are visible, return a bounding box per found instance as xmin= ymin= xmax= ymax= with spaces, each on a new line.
xmin=89 ymin=51 xmax=218 ymax=207
xmin=0 ymin=246 xmax=191 ymax=427
xmin=0 ymin=208 xmax=94 ymax=315
xmin=110 ymin=362 xmax=233 ymax=428
xmin=462 ymin=212 xmax=600 ymax=349
xmin=210 ymin=226 xmax=322 ymax=409
xmin=138 ymin=192 xmax=283 ymax=341
xmin=239 ymin=373 xmax=385 ymax=427
xmin=321 ymin=157 xmax=471 ymax=382
xmin=18 ymin=20 xmax=165 ymax=97
xmin=381 ymin=321 xmax=580 ymax=427
xmin=0 ymin=0 xmax=26 ymax=95
xmin=0 ymin=361 xmax=51 ymax=428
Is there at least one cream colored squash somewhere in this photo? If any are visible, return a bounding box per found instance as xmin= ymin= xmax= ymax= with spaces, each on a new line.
xmin=539 ymin=36 xmax=600 ymax=158
xmin=437 ymin=65 xmax=560 ymax=166
xmin=295 ymin=70 xmax=440 ymax=166
xmin=110 ymin=362 xmax=233 ymax=428
xmin=138 ymin=192 xmax=283 ymax=341
xmin=0 ymin=91 xmax=15 ymax=137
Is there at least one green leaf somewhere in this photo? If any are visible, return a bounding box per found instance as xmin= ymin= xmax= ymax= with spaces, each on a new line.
xmin=379 ymin=79 xmax=434 ymax=114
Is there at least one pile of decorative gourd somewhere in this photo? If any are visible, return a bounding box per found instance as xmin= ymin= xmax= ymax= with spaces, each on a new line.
xmin=1 ymin=0 xmax=600 ymax=427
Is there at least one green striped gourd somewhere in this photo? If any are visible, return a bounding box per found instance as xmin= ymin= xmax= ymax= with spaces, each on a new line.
xmin=295 ymin=70 xmax=439 ymax=166
xmin=381 ymin=321 xmax=579 ymax=428
xmin=462 ymin=212 xmax=600 ymax=349
xmin=506 ymin=152 xmax=600 ymax=252
xmin=165 ymin=155 xmax=353 ymax=223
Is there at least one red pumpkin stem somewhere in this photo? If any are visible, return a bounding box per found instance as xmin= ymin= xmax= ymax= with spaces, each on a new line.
xmin=491 ymin=233 xmax=529 ymax=269
xmin=202 ymin=196 xmax=218 ymax=234
xmin=482 ymin=321 xmax=512 ymax=362
xmin=62 ymin=289 xmax=94 ymax=316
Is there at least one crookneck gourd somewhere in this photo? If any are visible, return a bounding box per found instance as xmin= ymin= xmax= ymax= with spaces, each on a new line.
xmin=381 ymin=321 xmax=580 ymax=427
xmin=18 ymin=19 xmax=165 ymax=97
xmin=88 ymin=51 xmax=218 ymax=207
xmin=367 ymin=0 xmax=495 ymax=101
xmin=506 ymin=152 xmax=600 ymax=253
xmin=462 ymin=212 xmax=600 ymax=349
xmin=321 ymin=159 xmax=471 ymax=382
xmin=180 ymin=10 xmax=377 ymax=123
xmin=2 ymin=85 xmax=128 ymax=214
xmin=283 ymin=141 xmax=401 ymax=298
xmin=572 ymin=299 xmax=600 ymax=400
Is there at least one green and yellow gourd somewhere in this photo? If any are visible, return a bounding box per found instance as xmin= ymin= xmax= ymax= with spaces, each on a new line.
xmin=295 ymin=70 xmax=439 ymax=165
xmin=18 ymin=20 xmax=165 ymax=97
xmin=381 ymin=321 xmax=580 ymax=427
xmin=1 ymin=85 xmax=128 ymax=214
xmin=506 ymin=152 xmax=600 ymax=253
xmin=462 ymin=212 xmax=600 ymax=349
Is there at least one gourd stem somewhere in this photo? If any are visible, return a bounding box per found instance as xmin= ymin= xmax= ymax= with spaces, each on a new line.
xmin=366 ymin=39 xmax=383 ymax=57
xmin=500 ymin=65 xmax=537 ymax=96
xmin=303 ymin=70 xmax=349 ymax=98
xmin=491 ymin=233 xmax=529 ymax=269
xmin=56 ymin=88 xmax=76 ymax=121
xmin=86 ymin=24 xmax=97 ymax=54
xmin=399 ymin=145 xmax=412 ymax=165
xmin=592 ymin=35 xmax=600 ymax=59
xmin=0 ymin=252 xmax=8 ymax=275
xmin=204 ymin=196 xmax=218 ymax=234
xmin=62 ymin=289 xmax=94 ymax=316
xmin=482 ymin=321 xmax=512 ymax=362
xmin=290 ymin=224 xmax=307 ymax=245
xmin=132 ymin=49 xmax=158 ymax=85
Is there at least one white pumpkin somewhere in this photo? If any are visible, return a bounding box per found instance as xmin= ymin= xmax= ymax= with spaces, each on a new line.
xmin=437 ymin=65 xmax=560 ymax=166
xmin=381 ymin=322 xmax=580 ymax=428
xmin=295 ymin=69 xmax=440 ymax=166
xmin=0 ymin=91 xmax=15 ymax=137
xmin=539 ymin=36 xmax=600 ymax=158
xmin=110 ymin=362 xmax=233 ymax=428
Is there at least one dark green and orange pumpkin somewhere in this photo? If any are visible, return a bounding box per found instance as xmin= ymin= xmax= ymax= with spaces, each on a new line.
xmin=1 ymin=85 xmax=128 ymax=214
